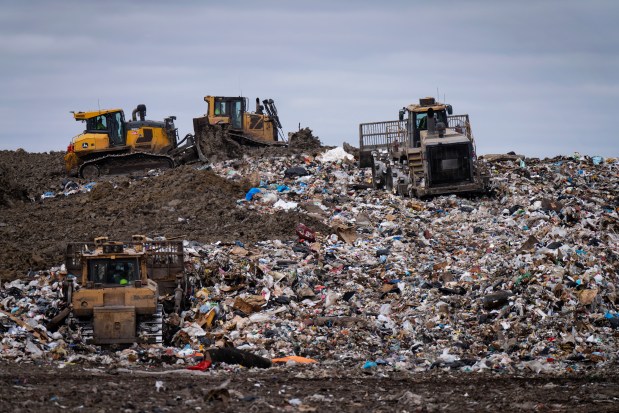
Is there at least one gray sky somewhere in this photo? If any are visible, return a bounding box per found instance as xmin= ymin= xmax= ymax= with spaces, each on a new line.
xmin=1 ymin=0 xmax=617 ymax=158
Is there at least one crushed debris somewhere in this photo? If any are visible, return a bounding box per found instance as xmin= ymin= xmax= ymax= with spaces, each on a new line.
xmin=1 ymin=148 xmax=618 ymax=379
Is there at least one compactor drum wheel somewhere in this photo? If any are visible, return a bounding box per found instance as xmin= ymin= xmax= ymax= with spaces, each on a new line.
xmin=371 ymin=164 xmax=381 ymax=189
xmin=371 ymin=158 xmax=386 ymax=190
xmin=385 ymin=168 xmax=394 ymax=192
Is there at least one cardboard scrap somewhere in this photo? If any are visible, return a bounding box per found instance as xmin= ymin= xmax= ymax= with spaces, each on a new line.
xmin=233 ymin=295 xmax=266 ymax=314
xmin=578 ymin=289 xmax=598 ymax=306
xmin=333 ymin=224 xmax=357 ymax=244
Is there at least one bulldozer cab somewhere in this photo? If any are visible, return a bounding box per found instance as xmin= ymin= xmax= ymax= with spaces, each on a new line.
xmin=208 ymin=96 xmax=245 ymax=129
xmin=78 ymin=109 xmax=127 ymax=146
xmin=77 ymin=240 xmax=148 ymax=288
xmin=87 ymin=258 xmax=141 ymax=286
xmin=65 ymin=237 xmax=184 ymax=293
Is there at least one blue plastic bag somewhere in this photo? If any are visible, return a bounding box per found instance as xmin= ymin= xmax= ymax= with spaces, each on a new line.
xmin=245 ymin=187 xmax=261 ymax=201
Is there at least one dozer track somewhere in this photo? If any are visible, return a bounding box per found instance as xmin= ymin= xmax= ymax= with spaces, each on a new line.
xmin=68 ymin=305 xmax=163 ymax=345
xmin=67 ymin=315 xmax=94 ymax=344
xmin=137 ymin=304 xmax=164 ymax=345
xmin=78 ymin=152 xmax=176 ymax=179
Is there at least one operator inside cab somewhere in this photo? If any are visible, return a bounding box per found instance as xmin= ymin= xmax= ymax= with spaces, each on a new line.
xmin=110 ymin=263 xmax=127 ymax=285
xmin=417 ymin=114 xmax=428 ymax=130
xmin=89 ymin=259 xmax=139 ymax=286
xmin=88 ymin=115 xmax=107 ymax=131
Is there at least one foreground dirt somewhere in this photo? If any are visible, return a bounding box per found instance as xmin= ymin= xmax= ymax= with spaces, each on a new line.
xmin=0 ymin=150 xmax=328 ymax=279
xmin=0 ymin=361 xmax=617 ymax=412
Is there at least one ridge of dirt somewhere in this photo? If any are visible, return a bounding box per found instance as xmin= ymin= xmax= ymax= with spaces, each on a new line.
xmin=0 ymin=153 xmax=329 ymax=280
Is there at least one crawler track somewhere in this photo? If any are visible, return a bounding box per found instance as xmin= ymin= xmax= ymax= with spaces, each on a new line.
xmin=78 ymin=152 xmax=176 ymax=179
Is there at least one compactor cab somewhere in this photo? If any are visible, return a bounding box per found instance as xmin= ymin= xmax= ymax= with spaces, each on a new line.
xmin=193 ymin=95 xmax=285 ymax=146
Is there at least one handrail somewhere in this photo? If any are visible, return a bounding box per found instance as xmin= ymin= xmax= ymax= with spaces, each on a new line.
xmin=64 ymin=240 xmax=184 ymax=276
xmin=359 ymin=120 xmax=407 ymax=150
xmin=360 ymin=114 xmax=473 ymax=150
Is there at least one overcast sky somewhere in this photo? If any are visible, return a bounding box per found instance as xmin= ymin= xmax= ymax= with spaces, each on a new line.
xmin=1 ymin=0 xmax=617 ymax=158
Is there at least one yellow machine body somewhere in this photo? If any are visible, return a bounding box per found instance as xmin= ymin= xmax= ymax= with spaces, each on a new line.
xmin=64 ymin=106 xmax=188 ymax=178
xmin=69 ymin=237 xmax=161 ymax=345
xmin=65 ymin=109 xmax=173 ymax=171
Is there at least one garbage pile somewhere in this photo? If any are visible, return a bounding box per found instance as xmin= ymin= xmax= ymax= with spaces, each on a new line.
xmin=40 ymin=179 xmax=97 ymax=200
xmin=1 ymin=149 xmax=618 ymax=375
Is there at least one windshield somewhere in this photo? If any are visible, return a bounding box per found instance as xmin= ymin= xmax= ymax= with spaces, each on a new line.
xmin=415 ymin=110 xmax=448 ymax=130
xmin=87 ymin=258 xmax=140 ymax=285
xmin=85 ymin=115 xmax=108 ymax=132
xmin=213 ymin=98 xmax=243 ymax=128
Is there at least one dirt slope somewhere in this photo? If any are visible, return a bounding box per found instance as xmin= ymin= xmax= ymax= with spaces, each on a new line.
xmin=0 ymin=151 xmax=328 ymax=279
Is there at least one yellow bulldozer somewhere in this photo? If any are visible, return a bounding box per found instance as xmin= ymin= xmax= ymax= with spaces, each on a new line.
xmin=64 ymin=95 xmax=285 ymax=178
xmin=63 ymin=236 xmax=185 ymax=345
xmin=64 ymin=105 xmax=205 ymax=179
xmin=193 ymin=95 xmax=285 ymax=147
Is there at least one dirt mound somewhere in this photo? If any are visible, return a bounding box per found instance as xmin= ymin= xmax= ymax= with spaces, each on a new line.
xmin=0 ymin=164 xmax=28 ymax=207
xmin=0 ymin=141 xmax=341 ymax=279
xmin=288 ymin=127 xmax=322 ymax=150
xmin=196 ymin=125 xmax=326 ymax=162
xmin=0 ymin=155 xmax=329 ymax=280
xmin=342 ymin=142 xmax=360 ymax=159
xmin=0 ymin=149 xmax=66 ymax=202
xmin=196 ymin=125 xmax=243 ymax=162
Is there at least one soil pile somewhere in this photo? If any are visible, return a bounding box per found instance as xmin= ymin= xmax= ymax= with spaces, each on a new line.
xmin=195 ymin=125 xmax=325 ymax=163
xmin=0 ymin=152 xmax=329 ymax=280
xmin=288 ymin=127 xmax=322 ymax=150
xmin=196 ymin=125 xmax=243 ymax=162
xmin=0 ymin=149 xmax=65 ymax=201
xmin=0 ymin=163 xmax=28 ymax=207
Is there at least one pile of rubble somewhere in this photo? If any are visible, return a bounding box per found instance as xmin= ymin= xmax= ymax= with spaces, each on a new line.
xmin=288 ymin=127 xmax=322 ymax=150
xmin=1 ymin=149 xmax=618 ymax=374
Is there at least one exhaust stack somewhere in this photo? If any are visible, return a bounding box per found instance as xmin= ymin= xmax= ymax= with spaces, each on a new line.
xmin=132 ymin=104 xmax=147 ymax=121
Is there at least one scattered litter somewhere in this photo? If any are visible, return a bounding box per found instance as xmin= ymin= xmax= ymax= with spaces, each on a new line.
xmin=1 ymin=150 xmax=618 ymax=377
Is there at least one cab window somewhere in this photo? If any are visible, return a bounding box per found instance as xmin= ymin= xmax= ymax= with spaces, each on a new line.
xmin=109 ymin=112 xmax=124 ymax=146
xmin=88 ymin=258 xmax=140 ymax=285
xmin=415 ymin=110 xmax=447 ymax=130
xmin=415 ymin=113 xmax=428 ymax=130
xmin=214 ymin=100 xmax=227 ymax=116
xmin=86 ymin=115 xmax=108 ymax=132
xmin=231 ymin=100 xmax=242 ymax=129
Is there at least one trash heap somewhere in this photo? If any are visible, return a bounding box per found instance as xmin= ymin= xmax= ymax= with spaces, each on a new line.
xmin=40 ymin=180 xmax=97 ymax=199
xmin=1 ymin=149 xmax=618 ymax=374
